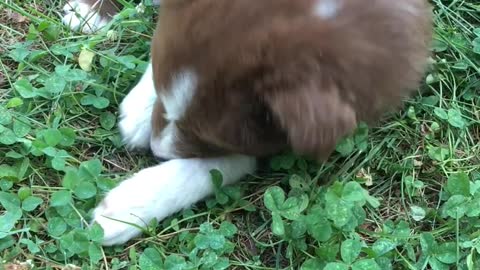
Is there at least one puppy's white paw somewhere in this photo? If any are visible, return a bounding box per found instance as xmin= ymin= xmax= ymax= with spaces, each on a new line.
xmin=91 ymin=156 xmax=256 ymax=246
xmin=62 ymin=0 xmax=109 ymax=33
xmin=118 ymin=63 xmax=157 ymax=149
xmin=91 ymin=171 xmax=158 ymax=246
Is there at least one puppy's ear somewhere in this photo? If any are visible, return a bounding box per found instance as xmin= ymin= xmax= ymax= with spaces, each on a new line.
xmin=263 ymin=79 xmax=357 ymax=161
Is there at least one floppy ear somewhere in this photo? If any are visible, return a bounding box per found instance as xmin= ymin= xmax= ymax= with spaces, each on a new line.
xmin=263 ymin=78 xmax=357 ymax=160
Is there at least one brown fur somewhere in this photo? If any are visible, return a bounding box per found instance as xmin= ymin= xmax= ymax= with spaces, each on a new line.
xmin=149 ymin=0 xmax=432 ymax=161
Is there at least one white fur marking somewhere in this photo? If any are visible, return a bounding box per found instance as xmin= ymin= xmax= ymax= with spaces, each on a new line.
xmin=92 ymin=155 xmax=256 ymax=246
xmin=160 ymin=70 xmax=197 ymax=121
xmin=118 ymin=62 xmax=157 ymax=149
xmin=150 ymin=123 xmax=179 ymax=159
xmin=314 ymin=0 xmax=339 ymax=19
xmin=395 ymin=1 xmax=420 ymax=16
xmin=150 ymin=70 xmax=198 ymax=159
xmin=62 ymin=0 xmax=109 ymax=33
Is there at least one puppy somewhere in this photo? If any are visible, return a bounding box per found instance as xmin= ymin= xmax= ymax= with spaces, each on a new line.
xmin=62 ymin=0 xmax=161 ymax=33
xmin=64 ymin=0 xmax=432 ymax=246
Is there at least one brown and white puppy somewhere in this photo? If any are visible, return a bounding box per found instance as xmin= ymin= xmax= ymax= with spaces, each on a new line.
xmin=63 ymin=0 xmax=432 ymax=246
xmin=62 ymin=0 xmax=161 ymax=33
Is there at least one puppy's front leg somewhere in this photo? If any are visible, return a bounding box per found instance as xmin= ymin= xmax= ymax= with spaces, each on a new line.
xmin=118 ymin=62 xmax=157 ymax=150
xmin=92 ymin=155 xmax=256 ymax=246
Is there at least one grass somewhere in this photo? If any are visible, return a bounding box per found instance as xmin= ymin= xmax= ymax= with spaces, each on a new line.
xmin=0 ymin=0 xmax=479 ymax=269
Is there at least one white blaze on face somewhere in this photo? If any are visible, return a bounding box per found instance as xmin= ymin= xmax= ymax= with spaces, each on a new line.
xmin=159 ymin=70 xmax=197 ymax=122
xmin=117 ymin=57 xmax=198 ymax=159
xmin=314 ymin=0 xmax=340 ymax=20
xmin=150 ymin=70 xmax=198 ymax=159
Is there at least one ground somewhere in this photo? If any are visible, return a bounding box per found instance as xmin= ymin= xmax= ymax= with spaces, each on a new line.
xmin=0 ymin=0 xmax=479 ymax=269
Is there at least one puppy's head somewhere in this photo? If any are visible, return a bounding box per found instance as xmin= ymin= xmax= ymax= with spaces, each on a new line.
xmin=255 ymin=0 xmax=433 ymax=160
xmin=149 ymin=0 xmax=433 ymax=161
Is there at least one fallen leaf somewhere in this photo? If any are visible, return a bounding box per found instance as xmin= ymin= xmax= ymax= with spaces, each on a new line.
xmin=78 ymin=49 xmax=96 ymax=72
xmin=3 ymin=263 xmax=30 ymax=270
xmin=356 ymin=168 xmax=373 ymax=186
xmin=6 ymin=10 xmax=28 ymax=23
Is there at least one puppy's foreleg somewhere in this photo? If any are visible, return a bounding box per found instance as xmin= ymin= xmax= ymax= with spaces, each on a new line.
xmin=118 ymin=62 xmax=157 ymax=150
xmin=91 ymin=155 xmax=256 ymax=246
